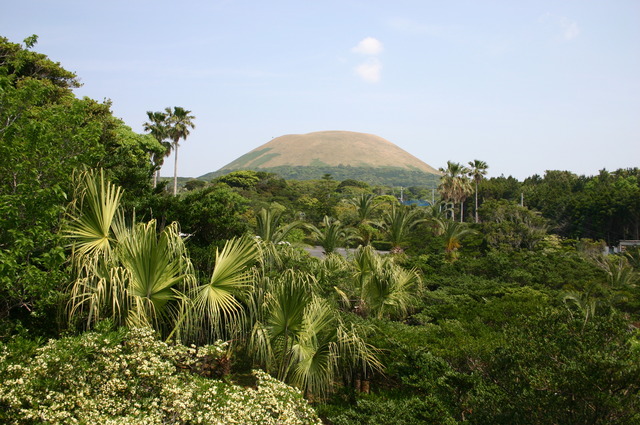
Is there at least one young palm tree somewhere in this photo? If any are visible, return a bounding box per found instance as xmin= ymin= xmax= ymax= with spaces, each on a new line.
xmin=437 ymin=220 xmax=476 ymax=262
xmin=247 ymin=269 xmax=382 ymax=397
xmin=66 ymin=170 xmax=195 ymax=334
xmin=165 ymin=106 xmax=196 ymax=196
xmin=255 ymin=207 xmax=302 ymax=244
xmin=307 ymin=216 xmax=353 ymax=254
xmin=347 ymin=194 xmax=382 ymax=245
xmin=336 ymin=245 xmax=420 ymax=319
xmin=254 ymin=207 xmax=303 ymax=270
xmin=143 ymin=111 xmax=171 ymax=188
xmin=383 ymin=204 xmax=424 ymax=253
xmin=468 ymin=159 xmax=489 ymax=223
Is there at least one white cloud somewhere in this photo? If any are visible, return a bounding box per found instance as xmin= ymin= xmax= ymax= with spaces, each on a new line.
xmin=355 ymin=58 xmax=382 ymax=83
xmin=540 ymin=13 xmax=580 ymax=41
xmin=352 ymin=37 xmax=384 ymax=55
xmin=559 ymin=18 xmax=580 ymax=40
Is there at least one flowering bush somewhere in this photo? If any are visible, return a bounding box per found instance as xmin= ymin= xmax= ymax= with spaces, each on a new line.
xmin=0 ymin=327 xmax=321 ymax=424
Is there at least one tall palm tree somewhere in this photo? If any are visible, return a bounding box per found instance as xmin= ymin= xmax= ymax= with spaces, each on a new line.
xmin=438 ymin=161 xmax=472 ymax=222
xmin=165 ymin=107 xmax=196 ymax=196
xmin=143 ymin=111 xmax=171 ymax=188
xmin=468 ymin=159 xmax=488 ymax=223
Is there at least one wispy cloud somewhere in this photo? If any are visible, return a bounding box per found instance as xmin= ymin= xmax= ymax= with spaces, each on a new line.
xmin=541 ymin=13 xmax=580 ymax=41
xmin=559 ymin=17 xmax=580 ymax=40
xmin=351 ymin=37 xmax=383 ymax=83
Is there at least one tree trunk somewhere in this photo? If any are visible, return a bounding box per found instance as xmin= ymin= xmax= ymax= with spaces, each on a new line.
xmin=460 ymin=201 xmax=464 ymax=222
xmin=475 ymin=182 xmax=479 ymax=223
xmin=173 ymin=141 xmax=178 ymax=196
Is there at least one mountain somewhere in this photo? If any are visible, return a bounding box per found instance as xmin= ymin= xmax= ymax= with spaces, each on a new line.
xmin=200 ymin=131 xmax=441 ymax=186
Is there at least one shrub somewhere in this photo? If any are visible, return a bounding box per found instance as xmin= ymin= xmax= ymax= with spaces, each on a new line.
xmin=0 ymin=326 xmax=321 ymax=425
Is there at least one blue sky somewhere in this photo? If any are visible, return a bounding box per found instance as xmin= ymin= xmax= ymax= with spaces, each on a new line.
xmin=2 ymin=0 xmax=639 ymax=180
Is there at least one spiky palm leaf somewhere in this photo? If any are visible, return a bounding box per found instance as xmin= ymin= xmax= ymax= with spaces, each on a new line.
xmin=189 ymin=236 xmax=258 ymax=342
xmin=117 ymin=221 xmax=194 ymax=331
xmin=383 ymin=205 xmax=424 ymax=251
xmin=66 ymin=169 xmax=122 ymax=262
xmin=308 ymin=215 xmax=354 ymax=254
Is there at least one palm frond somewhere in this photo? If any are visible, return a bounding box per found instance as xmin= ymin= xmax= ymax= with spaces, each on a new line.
xmin=190 ymin=236 xmax=258 ymax=341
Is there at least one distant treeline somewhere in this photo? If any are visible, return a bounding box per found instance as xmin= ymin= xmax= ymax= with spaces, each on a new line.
xmin=202 ymin=165 xmax=441 ymax=188
xmin=477 ymin=169 xmax=640 ymax=245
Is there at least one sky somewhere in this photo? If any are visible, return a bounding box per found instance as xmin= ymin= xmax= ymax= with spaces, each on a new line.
xmin=2 ymin=0 xmax=639 ymax=180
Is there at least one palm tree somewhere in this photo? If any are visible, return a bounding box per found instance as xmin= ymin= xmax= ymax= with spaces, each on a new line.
xmin=255 ymin=207 xmax=302 ymax=245
xmin=143 ymin=111 xmax=171 ymax=188
xmin=336 ymin=245 xmax=420 ymax=319
xmin=66 ymin=170 xmax=196 ymax=334
xmin=383 ymin=204 xmax=424 ymax=253
xmin=468 ymin=159 xmax=489 ymax=223
xmin=247 ymin=269 xmax=382 ymax=397
xmin=307 ymin=216 xmax=354 ymax=254
xmin=165 ymin=107 xmax=196 ymax=196
xmin=436 ymin=220 xmax=476 ymax=262
xmin=186 ymin=236 xmax=259 ymax=343
xmin=438 ymin=161 xmax=472 ymax=222
xmin=347 ymin=194 xmax=382 ymax=246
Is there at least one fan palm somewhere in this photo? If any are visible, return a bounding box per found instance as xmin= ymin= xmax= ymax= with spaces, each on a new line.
xmin=437 ymin=220 xmax=476 ymax=262
xmin=186 ymin=236 xmax=259 ymax=343
xmin=247 ymin=269 xmax=382 ymax=397
xmin=468 ymin=159 xmax=488 ymax=223
xmin=254 ymin=206 xmax=304 ymax=270
xmin=255 ymin=206 xmax=302 ymax=244
xmin=165 ymin=106 xmax=196 ymax=196
xmin=66 ymin=170 xmax=195 ymax=334
xmin=336 ymin=245 xmax=420 ymax=319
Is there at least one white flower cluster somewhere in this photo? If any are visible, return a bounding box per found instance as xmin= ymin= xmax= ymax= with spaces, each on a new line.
xmin=0 ymin=327 xmax=321 ymax=425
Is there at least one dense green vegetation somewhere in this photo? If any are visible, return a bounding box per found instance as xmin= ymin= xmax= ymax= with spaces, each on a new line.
xmin=1 ymin=36 xmax=639 ymax=424
xmin=203 ymin=165 xmax=441 ymax=188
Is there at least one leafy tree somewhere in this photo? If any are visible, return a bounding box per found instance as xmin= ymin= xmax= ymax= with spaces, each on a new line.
xmin=479 ymin=200 xmax=548 ymax=251
xmin=469 ymin=310 xmax=640 ymax=424
xmin=0 ymin=36 xmax=161 ymax=335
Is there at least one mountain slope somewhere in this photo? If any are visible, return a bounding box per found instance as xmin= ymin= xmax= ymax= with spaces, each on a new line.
xmin=201 ymin=131 xmax=441 ymax=186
